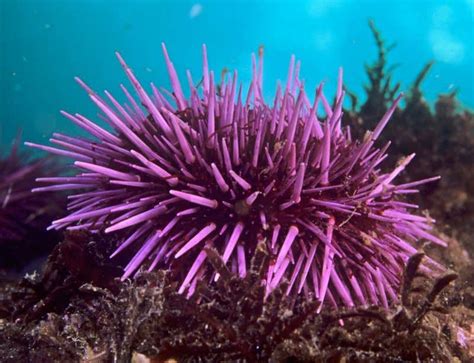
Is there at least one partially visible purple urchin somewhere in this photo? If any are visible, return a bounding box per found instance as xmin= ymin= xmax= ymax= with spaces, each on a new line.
xmin=27 ymin=44 xmax=446 ymax=310
xmin=0 ymin=139 xmax=60 ymax=241
xmin=0 ymin=138 xmax=63 ymax=271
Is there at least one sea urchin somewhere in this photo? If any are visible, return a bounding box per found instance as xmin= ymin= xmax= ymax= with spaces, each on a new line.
xmin=0 ymin=139 xmax=62 ymax=272
xmin=28 ymin=44 xmax=445 ymax=309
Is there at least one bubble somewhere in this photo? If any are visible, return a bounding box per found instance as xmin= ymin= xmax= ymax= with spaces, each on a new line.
xmin=189 ymin=3 xmax=203 ymax=19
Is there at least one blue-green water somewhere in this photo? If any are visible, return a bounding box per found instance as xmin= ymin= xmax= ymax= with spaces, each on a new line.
xmin=1 ymin=0 xmax=473 ymax=148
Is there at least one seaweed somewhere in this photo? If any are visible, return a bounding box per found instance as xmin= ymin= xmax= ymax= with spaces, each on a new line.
xmin=345 ymin=20 xmax=474 ymax=256
xmin=1 ymin=245 xmax=470 ymax=362
xmin=356 ymin=20 xmax=401 ymax=123
xmin=0 ymin=231 xmax=123 ymax=322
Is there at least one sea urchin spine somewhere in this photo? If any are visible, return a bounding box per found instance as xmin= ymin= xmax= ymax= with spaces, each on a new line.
xmin=28 ymin=44 xmax=445 ymax=309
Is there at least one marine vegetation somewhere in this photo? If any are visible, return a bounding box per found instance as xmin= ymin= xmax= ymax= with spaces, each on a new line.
xmin=346 ymin=20 xmax=474 ymax=256
xmin=0 ymin=232 xmax=469 ymax=362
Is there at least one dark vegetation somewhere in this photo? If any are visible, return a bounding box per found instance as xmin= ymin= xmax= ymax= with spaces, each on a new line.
xmin=345 ymin=20 xmax=474 ymax=257
xmin=0 ymin=232 xmax=471 ymax=362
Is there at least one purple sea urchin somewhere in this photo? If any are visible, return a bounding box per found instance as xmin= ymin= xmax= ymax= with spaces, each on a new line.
xmin=0 ymin=139 xmax=62 ymax=271
xmin=28 ymin=45 xmax=445 ymax=309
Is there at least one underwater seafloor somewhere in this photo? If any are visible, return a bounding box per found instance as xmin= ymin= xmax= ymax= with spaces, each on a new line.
xmin=0 ymin=23 xmax=473 ymax=362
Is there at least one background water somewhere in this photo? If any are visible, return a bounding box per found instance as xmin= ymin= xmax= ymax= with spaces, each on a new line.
xmin=0 ymin=0 xmax=473 ymax=148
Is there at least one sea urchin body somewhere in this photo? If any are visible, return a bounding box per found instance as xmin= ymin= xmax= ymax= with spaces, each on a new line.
xmin=28 ymin=44 xmax=445 ymax=309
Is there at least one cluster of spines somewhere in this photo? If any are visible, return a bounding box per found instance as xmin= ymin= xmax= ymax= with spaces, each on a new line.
xmin=27 ymin=44 xmax=445 ymax=310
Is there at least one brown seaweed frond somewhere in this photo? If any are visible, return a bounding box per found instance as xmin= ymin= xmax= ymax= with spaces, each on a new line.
xmin=358 ymin=19 xmax=401 ymax=123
